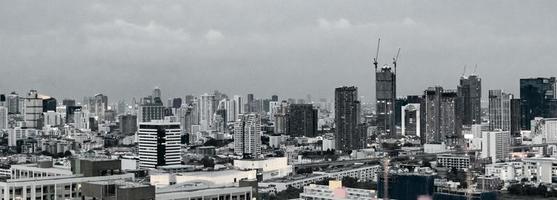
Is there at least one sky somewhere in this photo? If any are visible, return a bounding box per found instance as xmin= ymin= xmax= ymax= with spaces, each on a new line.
xmin=1 ymin=0 xmax=557 ymax=103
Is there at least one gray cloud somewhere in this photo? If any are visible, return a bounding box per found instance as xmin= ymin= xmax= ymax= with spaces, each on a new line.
xmin=1 ymin=0 xmax=557 ymax=103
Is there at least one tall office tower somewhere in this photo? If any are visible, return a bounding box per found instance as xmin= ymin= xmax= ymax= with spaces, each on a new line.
xmin=214 ymin=109 xmax=227 ymax=132
xmin=271 ymin=95 xmax=279 ymax=102
xmin=42 ymin=97 xmax=57 ymax=112
xmin=0 ymin=94 xmax=4 ymax=107
xmin=286 ymin=104 xmax=318 ymax=137
xmin=375 ymin=64 xmax=396 ymax=136
xmin=488 ymin=90 xmax=512 ymax=131
xmin=510 ymin=99 xmax=522 ymax=138
xmin=184 ymin=95 xmax=195 ymax=105
xmin=423 ymin=87 xmax=462 ymax=145
xmin=274 ymin=101 xmax=288 ymax=134
xmin=246 ymin=94 xmax=255 ymax=113
xmin=222 ymin=99 xmax=235 ymax=123
xmin=66 ymin=106 xmax=81 ymax=123
xmin=269 ymin=101 xmax=280 ymax=121
xmin=74 ymin=109 xmax=90 ymax=130
xmin=152 ymin=87 xmax=162 ymax=100
xmin=7 ymin=92 xmax=19 ymax=114
xmin=119 ymin=114 xmax=138 ymax=135
xmin=89 ymin=94 xmax=108 ymax=121
xmin=481 ymin=130 xmax=510 ymax=163
xmin=458 ymin=75 xmax=482 ymax=125
xmin=138 ymin=96 xmax=165 ymax=123
xmin=24 ymin=90 xmax=43 ymax=129
xmin=335 ymin=86 xmax=362 ymax=152
xmin=234 ymin=113 xmax=261 ymax=158
xmin=0 ymin=106 xmax=7 ymax=130
xmin=233 ymin=95 xmax=243 ymax=121
xmin=62 ymin=99 xmax=76 ymax=107
xmin=199 ymin=93 xmax=215 ymax=130
xmin=138 ymin=121 xmax=181 ymax=169
xmin=171 ymin=98 xmax=182 ymax=109
xmin=520 ymin=77 xmax=557 ymax=129
xmin=401 ymin=103 xmax=420 ymax=137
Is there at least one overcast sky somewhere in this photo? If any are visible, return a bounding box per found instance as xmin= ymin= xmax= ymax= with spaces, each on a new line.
xmin=1 ymin=0 xmax=556 ymax=103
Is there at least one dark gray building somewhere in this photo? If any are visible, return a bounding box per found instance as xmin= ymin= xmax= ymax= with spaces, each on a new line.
xmin=286 ymin=104 xmax=318 ymax=137
xmin=424 ymin=87 xmax=462 ymax=145
xmin=458 ymin=75 xmax=482 ymax=125
xmin=119 ymin=114 xmax=137 ymax=135
xmin=335 ymin=86 xmax=363 ymax=152
xmin=520 ymin=77 xmax=557 ymax=129
xmin=375 ymin=65 xmax=396 ymax=136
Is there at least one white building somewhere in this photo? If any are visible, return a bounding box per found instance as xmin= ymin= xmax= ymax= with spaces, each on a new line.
xmin=43 ymin=110 xmax=63 ymax=127
xmin=530 ymin=118 xmax=557 ymax=144
xmin=299 ymin=180 xmax=375 ymax=200
xmin=234 ymin=157 xmax=292 ymax=180
xmin=401 ymin=103 xmax=420 ymax=137
xmin=234 ymin=113 xmax=261 ymax=157
xmin=0 ymin=106 xmax=7 ymax=130
xmin=138 ymin=120 xmax=182 ymax=169
xmin=481 ymin=131 xmax=510 ymax=163
xmin=437 ymin=154 xmax=471 ymax=170
xmin=485 ymin=162 xmax=523 ymax=182
xmin=488 ymin=90 xmax=512 ymax=131
xmin=24 ymin=90 xmax=43 ymax=129
xmin=523 ymin=157 xmax=557 ymax=184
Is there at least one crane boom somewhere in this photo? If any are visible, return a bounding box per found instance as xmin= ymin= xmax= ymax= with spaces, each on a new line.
xmin=373 ymin=38 xmax=381 ymax=69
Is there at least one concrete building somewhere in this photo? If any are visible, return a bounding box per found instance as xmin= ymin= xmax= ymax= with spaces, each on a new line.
xmin=401 ymin=103 xmax=420 ymax=137
xmin=481 ymin=131 xmax=510 ymax=163
xmin=119 ymin=114 xmax=138 ymax=135
xmin=436 ymin=154 xmax=471 ymax=170
xmin=488 ymin=90 xmax=512 ymax=131
xmin=233 ymin=157 xmax=292 ymax=180
xmin=199 ymin=93 xmax=215 ymax=131
xmin=81 ymin=181 xmax=155 ymax=200
xmin=520 ymin=77 xmax=557 ymax=130
xmin=138 ymin=121 xmax=182 ymax=169
xmin=24 ymin=90 xmax=43 ymax=129
xmin=334 ymin=86 xmax=363 ymax=152
xmin=530 ymin=117 xmax=557 ymax=144
xmin=458 ymin=74 xmax=482 ymax=126
xmin=286 ymin=104 xmax=318 ymax=137
xmin=234 ymin=113 xmax=262 ymax=158
xmin=299 ymin=180 xmax=375 ymax=200
xmin=424 ymin=87 xmax=462 ymax=145
xmin=375 ymin=64 xmax=396 ymax=136
xmin=0 ymin=106 xmax=7 ymax=130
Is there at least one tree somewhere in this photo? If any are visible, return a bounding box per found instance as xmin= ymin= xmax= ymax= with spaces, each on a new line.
xmin=342 ymin=177 xmax=358 ymax=188
xmin=201 ymin=156 xmax=215 ymax=168
xmin=276 ymin=186 xmax=303 ymax=199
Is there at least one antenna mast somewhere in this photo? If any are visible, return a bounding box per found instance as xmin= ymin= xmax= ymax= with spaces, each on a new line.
xmin=373 ymin=38 xmax=381 ymax=69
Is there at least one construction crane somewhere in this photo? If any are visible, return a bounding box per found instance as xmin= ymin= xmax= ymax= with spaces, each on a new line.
xmin=373 ymin=38 xmax=381 ymax=69
xmin=392 ymin=48 xmax=400 ymax=73
xmin=461 ymin=65 xmax=467 ymax=77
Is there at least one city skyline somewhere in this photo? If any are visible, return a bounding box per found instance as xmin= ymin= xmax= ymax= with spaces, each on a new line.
xmin=2 ymin=1 xmax=557 ymax=101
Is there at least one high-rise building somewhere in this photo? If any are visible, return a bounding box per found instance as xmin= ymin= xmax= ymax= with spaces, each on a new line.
xmin=24 ymin=90 xmax=43 ymax=129
xmin=401 ymin=103 xmax=420 ymax=137
xmin=510 ymin=98 xmax=522 ymax=138
xmin=199 ymin=93 xmax=215 ymax=130
xmin=119 ymin=114 xmax=138 ymax=135
xmin=375 ymin=65 xmax=396 ymax=136
xmin=138 ymin=96 xmax=165 ymax=123
xmin=153 ymin=87 xmax=162 ymax=100
xmin=423 ymin=87 xmax=462 ymax=145
xmin=138 ymin=121 xmax=181 ymax=169
xmin=286 ymin=104 xmax=318 ymax=137
xmin=482 ymin=131 xmax=510 ymax=163
xmin=520 ymin=77 xmax=557 ymax=129
xmin=488 ymin=90 xmax=512 ymax=131
xmin=171 ymin=98 xmax=182 ymax=109
xmin=246 ymin=94 xmax=255 ymax=113
xmin=335 ymin=86 xmax=363 ymax=152
xmin=233 ymin=95 xmax=243 ymax=121
xmin=88 ymin=94 xmax=108 ymax=121
xmin=42 ymin=97 xmax=57 ymax=112
xmin=458 ymin=75 xmax=482 ymax=125
xmin=271 ymin=95 xmax=279 ymax=102
xmin=62 ymin=99 xmax=76 ymax=107
xmin=6 ymin=92 xmax=19 ymax=114
xmin=0 ymin=106 xmax=7 ymax=130
xmin=274 ymin=101 xmax=288 ymax=134
xmin=234 ymin=113 xmax=261 ymax=158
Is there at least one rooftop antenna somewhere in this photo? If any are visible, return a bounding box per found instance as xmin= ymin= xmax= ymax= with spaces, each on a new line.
xmin=461 ymin=65 xmax=467 ymax=77
xmin=373 ymin=38 xmax=381 ymax=69
xmin=392 ymin=48 xmax=400 ymax=74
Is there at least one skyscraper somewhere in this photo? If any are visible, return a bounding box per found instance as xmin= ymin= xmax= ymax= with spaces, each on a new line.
xmin=138 ymin=96 xmax=165 ymax=123
xmin=286 ymin=104 xmax=318 ymax=137
xmin=335 ymin=86 xmax=363 ymax=152
xmin=24 ymin=90 xmax=43 ymax=129
xmin=234 ymin=113 xmax=261 ymax=158
xmin=423 ymin=87 xmax=461 ymax=145
xmin=119 ymin=114 xmax=138 ymax=135
xmin=6 ymin=92 xmax=19 ymax=114
xmin=233 ymin=95 xmax=243 ymax=121
xmin=199 ymin=93 xmax=215 ymax=130
xmin=0 ymin=106 xmax=7 ymax=130
xmin=138 ymin=120 xmax=181 ymax=169
xmin=488 ymin=90 xmax=512 ymax=131
xmin=375 ymin=65 xmax=396 ymax=136
xmin=520 ymin=77 xmax=557 ymax=129
xmin=458 ymin=75 xmax=482 ymax=125
xmin=89 ymin=94 xmax=108 ymax=121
